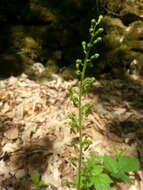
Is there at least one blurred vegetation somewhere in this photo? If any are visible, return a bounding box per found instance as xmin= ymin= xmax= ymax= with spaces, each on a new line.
xmin=0 ymin=0 xmax=143 ymax=79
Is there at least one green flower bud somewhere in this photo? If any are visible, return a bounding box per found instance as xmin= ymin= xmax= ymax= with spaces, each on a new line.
xmin=90 ymin=54 xmax=100 ymax=60
xmin=82 ymin=41 xmax=86 ymax=51
xmin=75 ymin=70 xmax=81 ymax=76
xmin=90 ymin=55 xmax=96 ymax=60
xmin=91 ymin=18 xmax=96 ymax=25
xmin=76 ymin=59 xmax=82 ymax=65
xmin=98 ymin=28 xmax=104 ymax=33
xmin=94 ymin=53 xmax=100 ymax=59
xmin=97 ymin=15 xmax=103 ymax=25
xmin=93 ymin=37 xmax=102 ymax=44
xmin=89 ymin=28 xmax=94 ymax=33
xmin=76 ymin=63 xmax=79 ymax=69
xmin=91 ymin=32 xmax=95 ymax=38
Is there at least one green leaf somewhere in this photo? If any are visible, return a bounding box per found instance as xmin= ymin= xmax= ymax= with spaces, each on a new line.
xmin=93 ymin=173 xmax=113 ymax=190
xmin=104 ymin=155 xmax=119 ymax=174
xmin=31 ymin=174 xmax=39 ymax=185
xmin=37 ymin=180 xmax=45 ymax=187
xmin=83 ymin=153 xmax=103 ymax=174
xmin=111 ymin=171 xmax=132 ymax=184
xmin=80 ymin=176 xmax=90 ymax=189
xmin=88 ymin=152 xmax=103 ymax=165
xmin=92 ymin=165 xmax=103 ymax=176
xmin=118 ymin=156 xmax=140 ymax=172
xmin=74 ymin=175 xmax=91 ymax=189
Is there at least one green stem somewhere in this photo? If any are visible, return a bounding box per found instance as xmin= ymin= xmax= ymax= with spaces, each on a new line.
xmin=77 ymin=58 xmax=87 ymax=190
xmin=77 ymin=34 xmax=95 ymax=190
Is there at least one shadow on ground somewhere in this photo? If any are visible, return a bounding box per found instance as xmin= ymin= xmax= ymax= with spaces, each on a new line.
xmin=0 ymin=135 xmax=54 ymax=190
xmin=91 ymin=76 xmax=143 ymax=168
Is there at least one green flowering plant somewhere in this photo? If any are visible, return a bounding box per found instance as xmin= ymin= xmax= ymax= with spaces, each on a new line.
xmin=68 ymin=15 xmax=140 ymax=190
xmin=68 ymin=15 xmax=104 ymax=190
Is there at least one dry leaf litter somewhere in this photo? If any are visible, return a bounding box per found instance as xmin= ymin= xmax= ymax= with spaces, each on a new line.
xmin=0 ymin=71 xmax=143 ymax=190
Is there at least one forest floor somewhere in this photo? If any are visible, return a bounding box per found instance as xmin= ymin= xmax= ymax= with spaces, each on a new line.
xmin=0 ymin=73 xmax=143 ymax=190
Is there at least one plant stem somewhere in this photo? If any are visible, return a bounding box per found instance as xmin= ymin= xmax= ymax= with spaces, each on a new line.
xmin=77 ymin=21 xmax=97 ymax=190
xmin=77 ymin=46 xmax=92 ymax=190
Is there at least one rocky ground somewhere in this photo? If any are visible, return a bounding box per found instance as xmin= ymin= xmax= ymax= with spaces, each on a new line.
xmin=0 ymin=73 xmax=143 ymax=190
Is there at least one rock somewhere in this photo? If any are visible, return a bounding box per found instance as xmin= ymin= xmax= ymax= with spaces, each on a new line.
xmin=103 ymin=14 xmax=143 ymax=77
xmin=15 ymin=169 xmax=26 ymax=179
xmin=114 ymin=108 xmax=126 ymax=115
xmin=2 ymin=143 xmax=19 ymax=153
xmin=95 ymin=103 xmax=108 ymax=115
xmin=4 ymin=127 xmax=19 ymax=140
xmin=101 ymin=0 xmax=143 ymax=77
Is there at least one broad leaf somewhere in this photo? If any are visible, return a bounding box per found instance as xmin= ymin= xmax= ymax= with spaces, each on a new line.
xmin=93 ymin=174 xmax=113 ymax=190
xmin=118 ymin=156 xmax=140 ymax=172
xmin=31 ymin=174 xmax=39 ymax=185
xmin=74 ymin=175 xmax=91 ymax=189
xmin=38 ymin=180 xmax=45 ymax=187
xmin=89 ymin=152 xmax=103 ymax=164
xmin=111 ymin=172 xmax=132 ymax=184
xmin=104 ymin=155 xmax=119 ymax=174
xmin=92 ymin=165 xmax=103 ymax=176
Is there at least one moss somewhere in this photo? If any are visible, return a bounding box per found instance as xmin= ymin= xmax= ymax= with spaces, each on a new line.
xmin=38 ymin=69 xmax=53 ymax=82
xmin=103 ymin=16 xmax=126 ymax=31
xmin=30 ymin=0 xmax=57 ymax=22
xmin=60 ymin=67 xmax=76 ymax=80
xmin=125 ymin=21 xmax=143 ymax=40
xmin=20 ymin=36 xmax=41 ymax=60
xmin=102 ymin=0 xmax=122 ymax=14
xmin=45 ymin=59 xmax=59 ymax=73
xmin=103 ymin=30 xmax=124 ymax=49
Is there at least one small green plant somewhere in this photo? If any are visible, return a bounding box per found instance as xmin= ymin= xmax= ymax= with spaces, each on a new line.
xmin=31 ymin=174 xmax=45 ymax=188
xmin=68 ymin=15 xmax=104 ymax=190
xmin=68 ymin=15 xmax=140 ymax=190
xmin=79 ymin=152 xmax=140 ymax=190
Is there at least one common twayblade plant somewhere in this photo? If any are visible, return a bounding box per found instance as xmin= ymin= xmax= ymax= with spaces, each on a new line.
xmin=68 ymin=15 xmax=104 ymax=190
